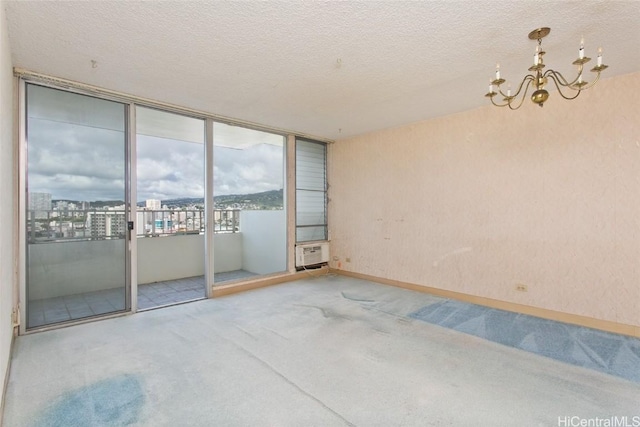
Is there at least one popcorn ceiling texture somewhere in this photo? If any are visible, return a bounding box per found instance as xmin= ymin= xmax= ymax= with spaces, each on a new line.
xmin=329 ymin=72 xmax=640 ymax=328
xmin=4 ymin=1 xmax=640 ymax=139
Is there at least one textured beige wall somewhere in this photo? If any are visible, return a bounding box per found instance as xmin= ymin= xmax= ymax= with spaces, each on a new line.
xmin=329 ymin=72 xmax=640 ymax=327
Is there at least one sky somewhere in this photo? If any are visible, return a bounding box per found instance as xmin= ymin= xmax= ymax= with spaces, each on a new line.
xmin=27 ymin=120 xmax=284 ymax=202
xmin=26 ymin=84 xmax=285 ymax=203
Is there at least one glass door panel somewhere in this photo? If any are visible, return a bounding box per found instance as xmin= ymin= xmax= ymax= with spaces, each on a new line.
xmin=25 ymin=84 xmax=128 ymax=329
xmin=135 ymin=107 xmax=205 ymax=309
xmin=213 ymin=123 xmax=286 ymax=284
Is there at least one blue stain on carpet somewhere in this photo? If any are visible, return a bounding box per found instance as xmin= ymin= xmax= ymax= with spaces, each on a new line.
xmin=32 ymin=374 xmax=145 ymax=427
xmin=409 ymin=300 xmax=640 ymax=383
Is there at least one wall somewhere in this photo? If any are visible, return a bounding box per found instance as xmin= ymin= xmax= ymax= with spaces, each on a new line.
xmin=139 ymin=233 xmax=241 ymax=284
xmin=212 ymin=233 xmax=243 ymax=274
xmin=28 ymin=240 xmax=126 ymax=299
xmin=0 ymin=0 xmax=14 ymax=405
xmin=329 ymin=72 xmax=640 ymax=329
xmin=241 ymin=210 xmax=287 ymax=275
xmin=27 ymin=232 xmax=243 ymax=297
xmin=28 ymin=209 xmax=289 ymax=297
xmin=138 ymin=235 xmax=204 ymax=284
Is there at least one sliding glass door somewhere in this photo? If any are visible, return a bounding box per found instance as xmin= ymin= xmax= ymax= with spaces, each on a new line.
xmin=135 ymin=107 xmax=205 ymax=308
xmin=22 ymin=81 xmax=301 ymax=328
xmin=25 ymin=84 xmax=129 ymax=329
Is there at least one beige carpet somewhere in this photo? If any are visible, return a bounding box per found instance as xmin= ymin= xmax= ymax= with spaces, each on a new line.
xmin=4 ymin=275 xmax=639 ymax=426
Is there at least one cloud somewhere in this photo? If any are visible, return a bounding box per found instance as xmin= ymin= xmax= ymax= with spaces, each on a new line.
xmin=27 ymin=110 xmax=283 ymax=203
xmin=136 ymin=134 xmax=205 ymax=200
xmin=213 ymin=143 xmax=283 ymax=196
xmin=27 ymin=119 xmax=126 ymax=200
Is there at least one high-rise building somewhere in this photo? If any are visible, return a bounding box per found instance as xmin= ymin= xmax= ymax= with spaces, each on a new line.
xmin=86 ymin=211 xmax=126 ymax=239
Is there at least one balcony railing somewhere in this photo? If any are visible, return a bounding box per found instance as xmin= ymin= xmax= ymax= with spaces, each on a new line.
xmin=27 ymin=208 xmax=240 ymax=243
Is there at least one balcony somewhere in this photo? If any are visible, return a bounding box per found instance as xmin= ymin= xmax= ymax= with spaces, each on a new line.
xmin=26 ymin=208 xmax=286 ymax=328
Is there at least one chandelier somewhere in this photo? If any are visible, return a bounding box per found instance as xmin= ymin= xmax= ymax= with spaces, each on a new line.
xmin=485 ymin=27 xmax=608 ymax=109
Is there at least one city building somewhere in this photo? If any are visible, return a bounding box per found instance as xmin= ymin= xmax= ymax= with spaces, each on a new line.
xmin=86 ymin=210 xmax=126 ymax=239
xmin=0 ymin=2 xmax=638 ymax=426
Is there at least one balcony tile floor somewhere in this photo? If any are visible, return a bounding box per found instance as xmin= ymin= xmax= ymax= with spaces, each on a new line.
xmin=27 ymin=270 xmax=257 ymax=328
xmin=139 ymin=270 xmax=257 ymax=309
xmin=27 ymin=288 xmax=127 ymax=329
xmin=138 ymin=276 xmax=205 ymax=310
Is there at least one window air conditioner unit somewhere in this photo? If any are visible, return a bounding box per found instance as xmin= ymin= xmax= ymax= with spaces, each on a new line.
xmin=295 ymin=242 xmax=330 ymax=267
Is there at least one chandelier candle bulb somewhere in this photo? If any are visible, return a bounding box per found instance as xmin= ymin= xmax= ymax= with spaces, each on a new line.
xmin=495 ymin=64 xmax=500 ymax=80
xmin=597 ymin=47 xmax=602 ymax=67
xmin=579 ymin=36 xmax=584 ymax=59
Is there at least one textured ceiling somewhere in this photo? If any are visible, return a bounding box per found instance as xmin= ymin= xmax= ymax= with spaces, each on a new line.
xmin=4 ymin=1 xmax=640 ymax=140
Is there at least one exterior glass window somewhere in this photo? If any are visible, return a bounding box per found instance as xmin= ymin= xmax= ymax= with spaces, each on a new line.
xmin=295 ymin=139 xmax=327 ymax=242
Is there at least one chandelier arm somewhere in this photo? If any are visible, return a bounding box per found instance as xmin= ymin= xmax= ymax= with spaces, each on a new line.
xmin=544 ymin=69 xmax=573 ymax=88
xmin=577 ymin=70 xmax=603 ymax=90
xmin=546 ymin=74 xmax=581 ymax=100
xmin=513 ymin=75 xmax=535 ymax=98
xmin=544 ymin=62 xmax=587 ymax=88
xmin=507 ymin=79 xmax=534 ymax=110
xmin=496 ymin=86 xmax=508 ymax=99
xmin=496 ymin=75 xmax=535 ymax=99
xmin=489 ymin=96 xmax=510 ymax=108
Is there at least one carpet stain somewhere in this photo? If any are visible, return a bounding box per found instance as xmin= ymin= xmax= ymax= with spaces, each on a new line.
xmin=32 ymin=374 xmax=145 ymax=427
xmin=340 ymin=292 xmax=375 ymax=303
xmin=295 ymin=304 xmax=353 ymax=320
